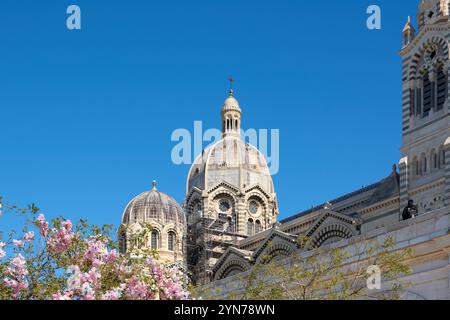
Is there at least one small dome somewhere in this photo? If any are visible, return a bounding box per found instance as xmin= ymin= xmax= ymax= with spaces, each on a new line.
xmin=222 ymin=94 xmax=241 ymax=113
xmin=122 ymin=182 xmax=185 ymax=226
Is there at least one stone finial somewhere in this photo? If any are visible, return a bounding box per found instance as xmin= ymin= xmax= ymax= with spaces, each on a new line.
xmin=323 ymin=201 xmax=332 ymax=210
xmin=152 ymin=180 xmax=157 ymax=190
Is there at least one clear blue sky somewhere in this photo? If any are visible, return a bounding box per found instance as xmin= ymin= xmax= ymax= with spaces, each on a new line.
xmin=0 ymin=1 xmax=418 ymax=232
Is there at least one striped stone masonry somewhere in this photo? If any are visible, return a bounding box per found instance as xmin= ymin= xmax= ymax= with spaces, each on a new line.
xmin=444 ymin=137 xmax=450 ymax=206
xmin=399 ymin=157 xmax=409 ymax=219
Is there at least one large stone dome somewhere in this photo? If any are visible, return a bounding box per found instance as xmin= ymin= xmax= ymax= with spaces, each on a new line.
xmin=122 ymin=181 xmax=185 ymax=226
xmin=186 ymin=136 xmax=275 ymax=196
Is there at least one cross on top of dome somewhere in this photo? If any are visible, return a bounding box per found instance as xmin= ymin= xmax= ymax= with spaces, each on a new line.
xmin=228 ymin=76 xmax=235 ymax=96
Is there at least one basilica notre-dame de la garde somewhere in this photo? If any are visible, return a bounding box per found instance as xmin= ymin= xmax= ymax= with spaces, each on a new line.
xmin=117 ymin=1 xmax=450 ymax=299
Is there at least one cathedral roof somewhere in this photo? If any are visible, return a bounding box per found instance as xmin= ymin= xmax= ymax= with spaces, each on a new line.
xmin=281 ymin=167 xmax=400 ymax=224
xmin=122 ymin=181 xmax=186 ymax=227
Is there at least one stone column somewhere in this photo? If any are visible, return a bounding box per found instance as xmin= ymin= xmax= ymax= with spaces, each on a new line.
xmin=237 ymin=197 xmax=247 ymax=235
xmin=399 ymin=157 xmax=409 ymax=219
xmin=402 ymin=76 xmax=413 ymax=135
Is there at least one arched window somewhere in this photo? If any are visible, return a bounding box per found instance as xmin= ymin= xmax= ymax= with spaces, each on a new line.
xmin=443 ymin=149 xmax=446 ymax=167
xmin=423 ymin=73 xmax=432 ymax=116
xmin=168 ymin=232 xmax=176 ymax=251
xmin=255 ymin=220 xmax=261 ymax=234
xmin=227 ymin=217 xmax=234 ymax=233
xmin=151 ymin=230 xmax=159 ymax=250
xmin=412 ymin=157 xmax=419 ymax=177
xmin=423 ymin=156 xmax=427 ymax=173
xmin=431 ymin=149 xmax=437 ymax=170
xmin=436 ymin=65 xmax=447 ymax=110
xmin=247 ymin=219 xmax=254 ymax=236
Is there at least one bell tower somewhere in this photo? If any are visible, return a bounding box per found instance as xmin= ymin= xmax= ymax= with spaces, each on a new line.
xmin=398 ymin=0 xmax=450 ymax=217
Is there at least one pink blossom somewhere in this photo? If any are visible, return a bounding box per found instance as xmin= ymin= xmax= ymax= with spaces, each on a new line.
xmin=13 ymin=239 xmax=24 ymax=247
xmin=62 ymin=220 xmax=73 ymax=231
xmin=81 ymin=282 xmax=95 ymax=300
xmin=47 ymin=219 xmax=75 ymax=253
xmin=4 ymin=254 xmax=29 ymax=298
xmin=7 ymin=254 xmax=29 ymax=277
xmin=80 ymin=267 xmax=101 ymax=287
xmin=23 ymin=231 xmax=35 ymax=242
xmin=101 ymin=287 xmax=124 ymax=300
xmin=125 ymin=277 xmax=153 ymax=300
xmin=53 ymin=291 xmax=73 ymax=300
xmin=103 ymin=249 xmax=119 ymax=263
xmin=84 ymin=237 xmax=107 ymax=267
xmin=3 ymin=278 xmax=28 ymax=298
xmin=36 ymin=214 xmax=49 ymax=237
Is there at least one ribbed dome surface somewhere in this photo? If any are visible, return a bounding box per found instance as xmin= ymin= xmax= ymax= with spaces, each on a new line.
xmin=122 ymin=187 xmax=185 ymax=226
xmin=187 ymin=136 xmax=274 ymax=195
xmin=221 ymin=95 xmax=241 ymax=113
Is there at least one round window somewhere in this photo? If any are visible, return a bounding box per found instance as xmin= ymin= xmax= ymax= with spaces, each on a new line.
xmin=249 ymin=201 xmax=259 ymax=215
xmin=219 ymin=200 xmax=231 ymax=213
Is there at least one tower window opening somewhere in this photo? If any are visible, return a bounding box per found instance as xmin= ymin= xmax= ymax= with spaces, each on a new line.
xmin=247 ymin=219 xmax=254 ymax=236
xmin=423 ymin=74 xmax=432 ymax=116
xmin=151 ymin=230 xmax=159 ymax=250
xmin=413 ymin=157 xmax=419 ymax=177
xmin=168 ymin=231 xmax=176 ymax=251
xmin=436 ymin=66 xmax=447 ymax=110
xmin=255 ymin=220 xmax=261 ymax=234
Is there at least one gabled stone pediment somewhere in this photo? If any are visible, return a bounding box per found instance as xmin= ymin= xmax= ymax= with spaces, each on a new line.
xmin=207 ymin=180 xmax=241 ymax=195
xmin=184 ymin=186 xmax=203 ymax=205
xmin=244 ymin=184 xmax=271 ymax=200
xmin=303 ymin=210 xmax=358 ymax=250
xmin=251 ymin=228 xmax=298 ymax=264
xmin=212 ymin=247 xmax=253 ymax=281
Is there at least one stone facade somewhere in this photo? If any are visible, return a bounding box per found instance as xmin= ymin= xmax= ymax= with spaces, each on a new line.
xmin=196 ymin=0 xmax=450 ymax=299
xmin=116 ymin=0 xmax=450 ymax=299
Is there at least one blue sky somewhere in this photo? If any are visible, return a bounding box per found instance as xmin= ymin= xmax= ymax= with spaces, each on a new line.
xmin=0 ymin=1 xmax=418 ymax=232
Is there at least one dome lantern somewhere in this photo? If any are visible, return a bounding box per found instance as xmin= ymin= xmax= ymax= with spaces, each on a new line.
xmin=221 ymin=77 xmax=242 ymax=138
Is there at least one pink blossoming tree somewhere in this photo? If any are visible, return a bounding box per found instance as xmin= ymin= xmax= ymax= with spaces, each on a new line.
xmin=0 ymin=197 xmax=190 ymax=300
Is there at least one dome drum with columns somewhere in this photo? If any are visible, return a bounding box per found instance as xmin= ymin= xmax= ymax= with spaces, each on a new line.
xmin=118 ymin=181 xmax=186 ymax=265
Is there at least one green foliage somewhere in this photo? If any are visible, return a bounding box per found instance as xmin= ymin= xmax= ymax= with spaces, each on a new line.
xmin=231 ymin=236 xmax=413 ymax=300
